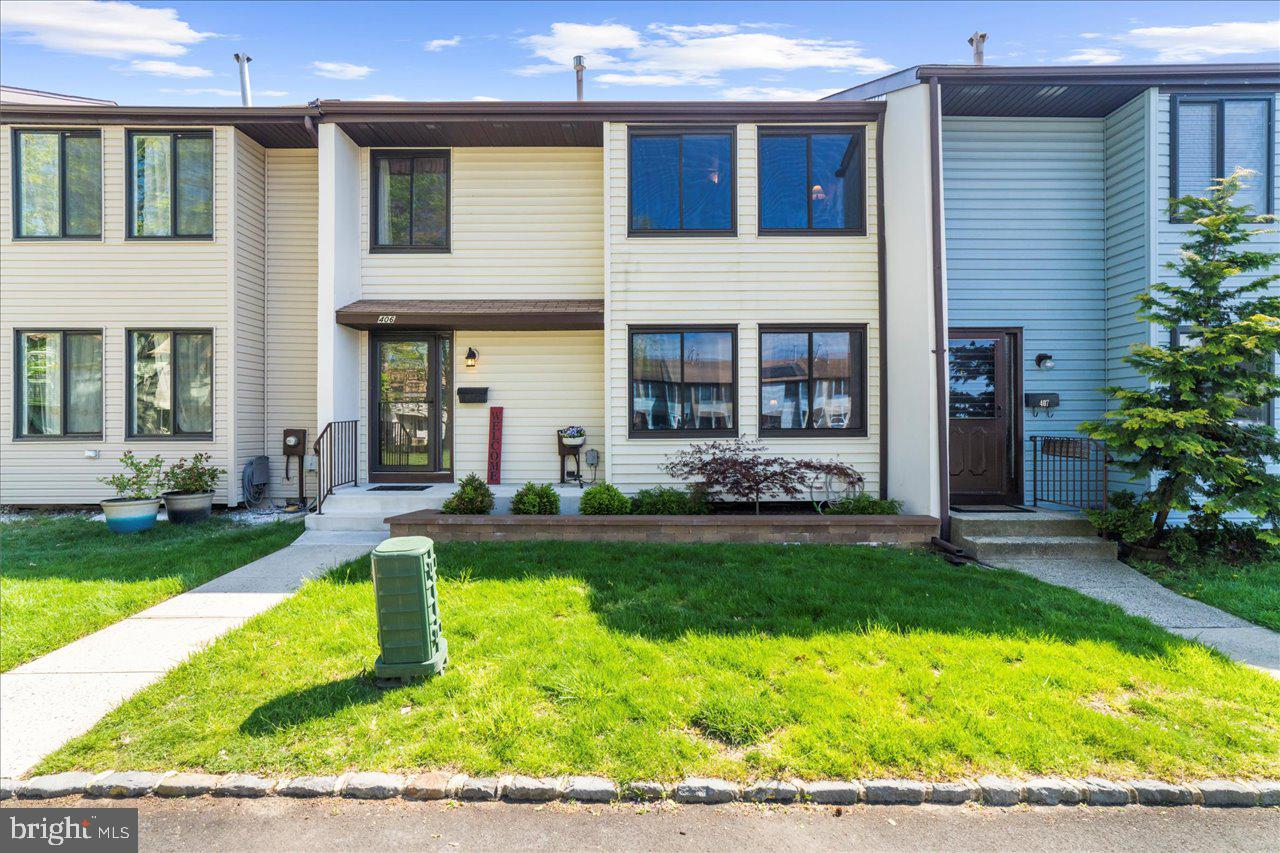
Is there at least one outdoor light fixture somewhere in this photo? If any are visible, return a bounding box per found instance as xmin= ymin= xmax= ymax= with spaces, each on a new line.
xmin=1035 ymin=353 xmax=1056 ymax=370
xmin=465 ymin=347 xmax=479 ymax=368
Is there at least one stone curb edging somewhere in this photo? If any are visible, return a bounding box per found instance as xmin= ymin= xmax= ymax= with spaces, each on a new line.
xmin=4 ymin=773 xmax=1278 ymax=808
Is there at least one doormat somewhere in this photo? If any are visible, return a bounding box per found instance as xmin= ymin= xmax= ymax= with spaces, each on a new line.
xmin=950 ymin=503 xmax=1034 ymax=513
xmin=368 ymin=485 xmax=431 ymax=492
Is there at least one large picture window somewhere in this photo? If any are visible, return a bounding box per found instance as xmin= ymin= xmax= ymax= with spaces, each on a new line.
xmin=371 ymin=149 xmax=449 ymax=251
xmin=629 ymin=129 xmax=735 ymax=235
xmin=15 ymin=331 xmax=103 ymax=438
xmin=760 ymin=326 xmax=866 ymax=435
xmin=1172 ymin=95 xmax=1273 ymax=217
xmin=629 ymin=327 xmax=737 ymax=437
xmin=128 ymin=330 xmax=213 ymax=438
xmin=12 ymin=130 xmax=102 ymax=238
xmin=758 ymin=127 xmax=865 ymax=234
xmin=127 ymin=130 xmax=214 ymax=238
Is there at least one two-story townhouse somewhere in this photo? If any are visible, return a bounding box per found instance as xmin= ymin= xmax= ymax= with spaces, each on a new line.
xmin=0 ymin=99 xmax=944 ymax=530
xmin=831 ymin=63 xmax=1280 ymax=534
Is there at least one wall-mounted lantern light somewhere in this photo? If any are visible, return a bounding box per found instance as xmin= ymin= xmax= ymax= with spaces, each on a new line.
xmin=1034 ymin=353 xmax=1056 ymax=370
xmin=464 ymin=347 xmax=479 ymax=368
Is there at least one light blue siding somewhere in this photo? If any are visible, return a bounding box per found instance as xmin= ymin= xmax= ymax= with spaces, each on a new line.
xmin=941 ymin=116 xmax=1107 ymax=496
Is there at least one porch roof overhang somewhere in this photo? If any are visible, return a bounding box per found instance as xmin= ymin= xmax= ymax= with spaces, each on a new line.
xmin=335 ymin=299 xmax=604 ymax=331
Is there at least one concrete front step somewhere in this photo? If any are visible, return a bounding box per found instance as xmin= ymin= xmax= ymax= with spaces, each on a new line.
xmin=951 ymin=513 xmax=1098 ymax=539
xmin=954 ymin=534 xmax=1117 ymax=562
xmin=306 ymin=512 xmax=391 ymax=532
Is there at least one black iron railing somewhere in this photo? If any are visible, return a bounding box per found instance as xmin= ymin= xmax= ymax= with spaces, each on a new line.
xmin=1028 ymin=435 xmax=1108 ymax=511
xmin=314 ymin=419 xmax=358 ymax=514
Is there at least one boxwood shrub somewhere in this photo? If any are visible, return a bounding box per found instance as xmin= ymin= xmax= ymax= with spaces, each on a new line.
xmin=631 ymin=485 xmax=708 ymax=515
xmin=511 ymin=482 xmax=560 ymax=515
xmin=823 ymin=493 xmax=904 ymax=515
xmin=441 ymin=473 xmax=495 ymax=515
xmin=579 ymin=482 xmax=632 ymax=515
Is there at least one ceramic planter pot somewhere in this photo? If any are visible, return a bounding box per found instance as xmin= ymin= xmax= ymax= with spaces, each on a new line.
xmin=560 ymin=434 xmax=586 ymax=447
xmin=101 ymin=497 xmax=162 ymax=534
xmin=163 ymin=490 xmax=214 ymax=525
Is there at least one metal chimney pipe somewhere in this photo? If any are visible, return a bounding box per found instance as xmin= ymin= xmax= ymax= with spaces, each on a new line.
xmin=968 ymin=32 xmax=987 ymax=66
xmin=233 ymin=53 xmax=253 ymax=106
xmin=573 ymin=55 xmax=585 ymax=101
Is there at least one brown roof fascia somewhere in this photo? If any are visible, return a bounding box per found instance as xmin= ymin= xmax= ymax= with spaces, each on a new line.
xmin=316 ymin=100 xmax=885 ymax=123
xmin=0 ymin=104 xmax=319 ymax=125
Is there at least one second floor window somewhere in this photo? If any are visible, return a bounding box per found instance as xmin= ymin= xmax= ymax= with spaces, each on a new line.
xmin=629 ymin=129 xmax=734 ymax=235
xmin=13 ymin=130 xmax=101 ymax=238
xmin=371 ymin=149 xmax=449 ymax=251
xmin=15 ymin=330 xmax=103 ymax=438
xmin=129 ymin=330 xmax=213 ymax=438
xmin=1173 ymin=96 xmax=1273 ymax=217
xmin=759 ymin=127 xmax=864 ymax=234
xmin=128 ymin=131 xmax=214 ymax=238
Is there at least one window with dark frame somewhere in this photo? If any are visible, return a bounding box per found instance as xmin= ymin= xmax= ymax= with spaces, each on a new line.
xmin=12 ymin=130 xmax=102 ymax=239
xmin=628 ymin=129 xmax=735 ymax=235
xmin=371 ymin=149 xmax=450 ymax=251
xmin=758 ymin=127 xmax=865 ymax=234
xmin=127 ymin=130 xmax=214 ymax=238
xmin=759 ymin=326 xmax=866 ymax=435
xmin=1171 ymin=95 xmax=1273 ymax=218
xmin=128 ymin=330 xmax=214 ymax=438
xmin=629 ymin=327 xmax=737 ymax=437
xmin=14 ymin=330 xmax=103 ymax=438
xmin=1172 ymin=325 xmax=1275 ymax=427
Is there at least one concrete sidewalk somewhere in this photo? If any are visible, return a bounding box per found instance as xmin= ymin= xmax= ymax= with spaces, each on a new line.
xmin=0 ymin=530 xmax=383 ymax=777
xmin=998 ymin=557 xmax=1280 ymax=678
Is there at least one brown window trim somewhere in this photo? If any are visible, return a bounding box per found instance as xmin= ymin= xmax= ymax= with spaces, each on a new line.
xmin=627 ymin=126 xmax=738 ymax=237
xmin=125 ymin=129 xmax=216 ymax=240
xmin=627 ymin=324 xmax=739 ymax=439
xmin=12 ymin=328 xmax=104 ymax=441
xmin=11 ymin=129 xmax=103 ymax=240
xmin=369 ymin=148 xmax=451 ymax=253
xmin=756 ymin=125 xmax=867 ymax=237
xmin=126 ymin=328 xmax=215 ymax=440
xmin=758 ymin=324 xmax=869 ymax=438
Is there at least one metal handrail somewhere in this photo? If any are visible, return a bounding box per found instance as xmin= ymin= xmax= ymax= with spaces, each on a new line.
xmin=1028 ymin=435 xmax=1108 ymax=511
xmin=313 ymin=419 xmax=358 ymax=514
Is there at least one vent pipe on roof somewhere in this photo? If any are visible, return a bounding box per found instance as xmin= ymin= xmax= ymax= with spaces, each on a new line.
xmin=968 ymin=32 xmax=987 ymax=66
xmin=233 ymin=53 xmax=253 ymax=106
xmin=573 ymin=55 xmax=585 ymax=101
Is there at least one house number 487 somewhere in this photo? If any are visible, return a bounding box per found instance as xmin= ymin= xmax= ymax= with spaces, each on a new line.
xmin=376 ymin=315 xmax=397 ymax=324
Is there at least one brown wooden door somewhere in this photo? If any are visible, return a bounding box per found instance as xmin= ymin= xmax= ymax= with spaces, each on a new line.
xmin=948 ymin=330 xmax=1017 ymax=503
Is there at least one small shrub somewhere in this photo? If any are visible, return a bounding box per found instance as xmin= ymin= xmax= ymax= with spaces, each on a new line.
xmin=824 ymin=493 xmax=904 ymax=515
xmin=511 ymin=482 xmax=560 ymax=515
xmin=1086 ymin=491 xmax=1156 ymax=547
xmin=98 ymin=451 xmax=165 ymax=500
xmin=631 ymin=485 xmax=708 ymax=515
xmin=163 ymin=453 xmax=225 ymax=495
xmin=579 ymin=482 xmax=631 ymax=515
xmin=664 ymin=439 xmax=863 ymax=514
xmin=441 ymin=473 xmax=495 ymax=515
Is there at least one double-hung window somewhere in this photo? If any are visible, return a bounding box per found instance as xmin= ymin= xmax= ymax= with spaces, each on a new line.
xmin=371 ymin=149 xmax=450 ymax=251
xmin=629 ymin=327 xmax=737 ymax=437
xmin=629 ymin=129 xmax=735 ymax=235
xmin=1172 ymin=325 xmax=1275 ymax=426
xmin=128 ymin=130 xmax=214 ymax=238
xmin=12 ymin=130 xmax=102 ymax=238
xmin=14 ymin=331 xmax=103 ymax=438
xmin=758 ymin=127 xmax=865 ymax=234
xmin=760 ymin=326 xmax=867 ymax=435
xmin=128 ymin=330 xmax=214 ymax=438
xmin=1172 ymin=95 xmax=1273 ymax=217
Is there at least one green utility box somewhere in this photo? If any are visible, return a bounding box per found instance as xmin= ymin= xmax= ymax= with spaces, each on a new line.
xmin=371 ymin=536 xmax=448 ymax=681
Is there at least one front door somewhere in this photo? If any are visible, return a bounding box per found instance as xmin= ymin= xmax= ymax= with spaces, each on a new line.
xmin=948 ymin=329 xmax=1019 ymax=503
xmin=370 ymin=334 xmax=452 ymax=482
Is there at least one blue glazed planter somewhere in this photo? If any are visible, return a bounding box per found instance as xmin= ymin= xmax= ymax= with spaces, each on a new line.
xmin=101 ymin=498 xmax=161 ymax=534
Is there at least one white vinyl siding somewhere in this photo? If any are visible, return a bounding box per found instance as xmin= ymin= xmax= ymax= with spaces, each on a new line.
xmin=230 ymin=131 xmax=267 ymax=503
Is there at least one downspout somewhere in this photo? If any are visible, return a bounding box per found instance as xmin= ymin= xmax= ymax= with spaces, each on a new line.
xmin=875 ymin=112 xmax=889 ymax=500
xmin=928 ymin=76 xmax=952 ymax=539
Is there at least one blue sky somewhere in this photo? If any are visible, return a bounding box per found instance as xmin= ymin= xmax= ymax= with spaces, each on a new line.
xmin=2 ymin=1 xmax=1278 ymax=105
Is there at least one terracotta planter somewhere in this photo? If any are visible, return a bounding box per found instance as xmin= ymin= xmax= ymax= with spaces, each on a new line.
xmin=101 ymin=497 xmax=161 ymax=534
xmin=163 ymin=490 xmax=214 ymax=525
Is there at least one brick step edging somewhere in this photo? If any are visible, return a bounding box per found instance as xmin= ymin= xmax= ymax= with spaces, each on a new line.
xmin=5 ymin=773 xmax=1278 ymax=808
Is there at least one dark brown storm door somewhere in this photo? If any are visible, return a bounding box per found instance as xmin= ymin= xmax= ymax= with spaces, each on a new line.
xmin=948 ymin=329 xmax=1021 ymax=503
xmin=369 ymin=333 xmax=452 ymax=482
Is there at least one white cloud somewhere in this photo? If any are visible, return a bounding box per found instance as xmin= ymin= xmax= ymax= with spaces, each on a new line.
xmin=424 ymin=35 xmax=461 ymax=51
xmin=1058 ymin=48 xmax=1125 ymax=65
xmin=127 ymin=59 xmax=213 ymax=78
xmin=159 ymin=86 xmax=289 ymax=98
xmin=516 ymin=21 xmax=892 ymax=86
xmin=471 ymin=95 xmax=501 ymax=101
xmin=312 ymin=61 xmax=374 ymax=80
xmin=0 ymin=0 xmax=214 ymax=59
xmin=358 ymin=94 xmax=406 ymax=101
xmin=720 ymin=85 xmax=838 ymax=101
xmin=1118 ymin=20 xmax=1279 ymax=62
xmin=259 ymin=90 xmax=289 ymax=98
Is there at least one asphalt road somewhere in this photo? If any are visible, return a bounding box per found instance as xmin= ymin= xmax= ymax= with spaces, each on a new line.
xmin=7 ymin=798 xmax=1278 ymax=852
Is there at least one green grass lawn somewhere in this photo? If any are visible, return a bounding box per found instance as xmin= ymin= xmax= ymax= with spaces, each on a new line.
xmin=37 ymin=542 xmax=1280 ymax=782
xmin=1 ymin=515 xmax=304 ymax=671
xmin=1133 ymin=558 xmax=1280 ymax=631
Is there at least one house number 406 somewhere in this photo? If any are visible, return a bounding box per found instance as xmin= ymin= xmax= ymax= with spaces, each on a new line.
xmin=376 ymin=315 xmax=397 ymax=324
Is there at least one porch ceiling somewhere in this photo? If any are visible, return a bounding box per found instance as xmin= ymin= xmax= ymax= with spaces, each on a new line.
xmin=335 ymin=299 xmax=604 ymax=331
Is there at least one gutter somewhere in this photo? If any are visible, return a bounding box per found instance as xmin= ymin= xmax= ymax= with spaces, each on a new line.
xmin=928 ymin=77 xmax=952 ymax=540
